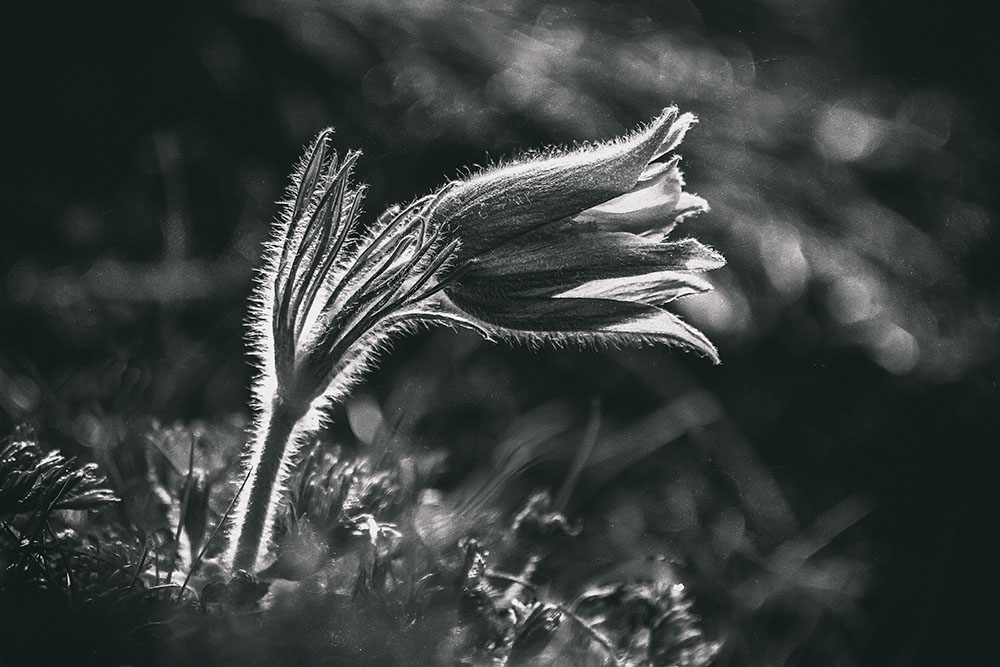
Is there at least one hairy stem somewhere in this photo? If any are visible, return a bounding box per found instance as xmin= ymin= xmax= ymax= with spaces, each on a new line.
xmin=226 ymin=398 xmax=303 ymax=572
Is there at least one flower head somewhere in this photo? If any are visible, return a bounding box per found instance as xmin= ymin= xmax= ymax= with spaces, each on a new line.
xmin=427 ymin=106 xmax=724 ymax=360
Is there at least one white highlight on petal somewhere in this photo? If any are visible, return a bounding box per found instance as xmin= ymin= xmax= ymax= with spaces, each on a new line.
xmin=554 ymin=271 xmax=713 ymax=304
xmin=457 ymin=106 xmax=682 ymax=191
xmin=574 ymin=158 xmax=709 ymax=238
xmin=575 ymin=164 xmax=683 ymax=224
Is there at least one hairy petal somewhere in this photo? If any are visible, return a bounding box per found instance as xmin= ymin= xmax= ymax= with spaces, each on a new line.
xmin=650 ymin=111 xmax=697 ymax=162
xmin=432 ymin=107 xmax=689 ymax=258
xmin=574 ymin=159 xmax=697 ymax=229
xmin=436 ymin=293 xmax=719 ymax=362
xmin=553 ymin=270 xmax=715 ymax=305
xmin=606 ymin=309 xmax=719 ymax=362
xmin=447 ymin=293 xmax=654 ymax=330
xmin=456 ymin=234 xmax=724 ymax=296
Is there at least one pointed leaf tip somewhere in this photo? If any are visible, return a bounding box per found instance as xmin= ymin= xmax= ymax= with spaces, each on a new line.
xmin=293 ymin=129 xmax=336 ymax=220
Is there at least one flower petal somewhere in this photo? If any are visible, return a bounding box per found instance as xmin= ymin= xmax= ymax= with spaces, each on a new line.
xmin=455 ymin=233 xmax=725 ymax=296
xmin=437 ymin=293 xmax=719 ymax=362
xmin=650 ymin=111 xmax=697 ymax=162
xmin=552 ymin=270 xmax=714 ymax=305
xmin=573 ymin=159 xmax=685 ymax=228
xmin=431 ymin=107 xmax=686 ymax=258
xmin=605 ymin=308 xmax=719 ymax=362
xmin=448 ymin=293 xmax=656 ymax=331
xmin=574 ymin=160 xmax=709 ymax=237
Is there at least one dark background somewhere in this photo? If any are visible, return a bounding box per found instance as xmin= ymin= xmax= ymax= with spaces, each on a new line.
xmin=2 ymin=1 xmax=997 ymax=664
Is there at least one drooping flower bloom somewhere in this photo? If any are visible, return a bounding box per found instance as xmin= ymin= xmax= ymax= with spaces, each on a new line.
xmin=225 ymin=107 xmax=723 ymax=572
xmin=427 ymin=106 xmax=723 ymax=356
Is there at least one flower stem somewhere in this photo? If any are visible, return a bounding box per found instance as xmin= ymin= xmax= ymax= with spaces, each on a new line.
xmin=227 ymin=398 xmax=302 ymax=572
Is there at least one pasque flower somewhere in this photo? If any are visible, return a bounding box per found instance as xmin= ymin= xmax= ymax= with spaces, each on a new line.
xmin=225 ymin=107 xmax=723 ymax=572
xmin=427 ymin=106 xmax=723 ymax=355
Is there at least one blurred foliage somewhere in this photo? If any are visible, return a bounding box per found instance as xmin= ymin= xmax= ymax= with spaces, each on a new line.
xmin=1 ymin=0 xmax=997 ymax=665
xmin=2 ymin=403 xmax=724 ymax=665
xmin=0 ymin=428 xmax=118 ymax=521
